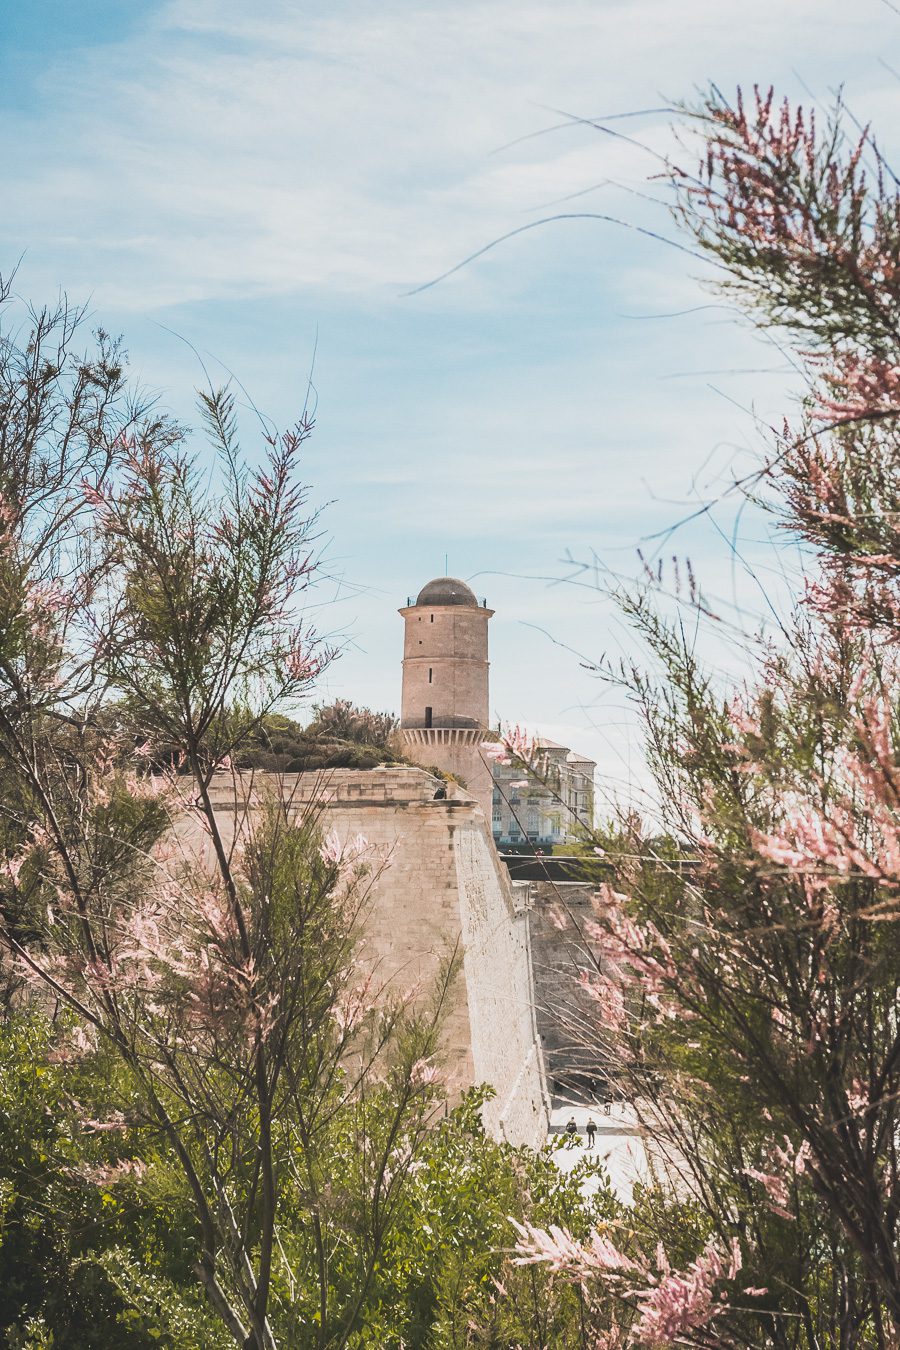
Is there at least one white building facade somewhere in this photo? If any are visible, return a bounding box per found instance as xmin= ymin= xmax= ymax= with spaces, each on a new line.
xmin=491 ymin=739 xmax=595 ymax=850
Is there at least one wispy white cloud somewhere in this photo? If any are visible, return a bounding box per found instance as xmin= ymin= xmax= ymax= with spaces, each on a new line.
xmin=1 ymin=0 xmax=897 ymax=808
xmin=5 ymin=0 xmax=896 ymax=310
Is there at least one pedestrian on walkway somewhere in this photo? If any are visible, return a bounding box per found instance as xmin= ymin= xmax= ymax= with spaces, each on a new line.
xmin=585 ymin=1117 xmax=596 ymax=1149
xmin=565 ymin=1116 xmax=578 ymax=1143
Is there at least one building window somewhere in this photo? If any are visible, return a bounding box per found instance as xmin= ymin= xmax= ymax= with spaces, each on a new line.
xmin=430 ymin=614 xmax=434 ymax=623
xmin=425 ymin=706 xmax=432 ymax=728
xmin=428 ymin=667 xmax=432 ymax=683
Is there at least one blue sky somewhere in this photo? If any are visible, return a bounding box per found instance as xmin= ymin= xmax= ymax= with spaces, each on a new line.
xmin=1 ymin=0 xmax=898 ymax=811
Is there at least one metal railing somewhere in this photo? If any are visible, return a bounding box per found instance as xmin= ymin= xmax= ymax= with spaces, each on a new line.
xmin=405 ymin=595 xmax=489 ymax=608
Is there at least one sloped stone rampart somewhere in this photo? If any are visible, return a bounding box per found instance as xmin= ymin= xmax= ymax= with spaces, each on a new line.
xmin=453 ymin=821 xmax=549 ymax=1145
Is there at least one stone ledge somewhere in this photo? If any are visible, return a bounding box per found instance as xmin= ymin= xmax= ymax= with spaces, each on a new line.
xmin=199 ymin=765 xmax=449 ymax=809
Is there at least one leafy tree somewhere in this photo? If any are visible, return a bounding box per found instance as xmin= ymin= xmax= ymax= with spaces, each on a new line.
xmin=2 ymin=1010 xmax=628 ymax=1349
xmin=0 ymin=284 xmax=456 ymax=1349
xmin=0 ymin=281 xmax=621 ymax=1350
xmin=0 ymin=1011 xmax=224 ymax=1348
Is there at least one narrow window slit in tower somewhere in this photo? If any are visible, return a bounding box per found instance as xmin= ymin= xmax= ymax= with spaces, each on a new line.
xmin=425 ymin=706 xmax=432 ymax=728
xmin=428 ymin=667 xmax=432 ymax=683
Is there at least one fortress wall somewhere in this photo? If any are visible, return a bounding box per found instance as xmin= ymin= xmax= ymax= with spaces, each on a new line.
xmin=294 ymin=782 xmax=478 ymax=1098
xmin=526 ymin=881 xmax=610 ymax=1099
xmin=197 ymin=768 xmax=549 ymax=1146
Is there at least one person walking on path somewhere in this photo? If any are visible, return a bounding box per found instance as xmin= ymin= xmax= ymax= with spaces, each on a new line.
xmin=585 ymin=1117 xmax=596 ymax=1149
xmin=565 ymin=1116 xmax=579 ymax=1143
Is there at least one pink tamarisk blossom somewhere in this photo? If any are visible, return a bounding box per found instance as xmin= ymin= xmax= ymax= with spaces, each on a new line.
xmin=632 ymin=1237 xmax=742 ymax=1343
xmin=742 ymin=1165 xmax=793 ymax=1220
xmin=333 ymin=971 xmax=375 ymax=1035
xmin=753 ymin=743 xmax=900 ymax=893
xmin=81 ymin=1158 xmax=147 ymax=1187
xmin=727 ymin=693 xmax=764 ymax=740
xmin=690 ymin=86 xmax=867 ymax=266
xmin=47 ymin=1023 xmax=98 ymax=1064
xmin=743 ymin=1136 xmax=811 ymax=1220
xmin=816 ymin=353 xmax=900 ymax=422
xmin=0 ymin=850 xmax=28 ymax=884
xmin=511 ymin=1219 xmax=746 ymax=1345
xmin=191 ymin=882 xmax=241 ymax=947
xmin=577 ymin=968 xmax=628 ymax=1033
xmin=510 ymin=1218 xmax=641 ymax=1277
xmin=585 ymin=885 xmax=676 ymax=1001
xmin=285 ymin=636 xmax=320 ymax=683
xmin=480 ymin=740 xmax=510 ymax=764
xmin=480 ymin=724 xmax=539 ymax=768
xmin=81 ymin=1111 xmax=127 ymax=1133
xmin=750 ymin=690 xmax=900 ymax=893
xmin=502 ymin=723 xmax=537 ymax=764
xmin=80 ymin=481 xmax=108 ymax=508
xmin=320 ymin=827 xmax=345 ymax=866
xmin=409 ymin=1057 xmax=442 ymax=1087
xmin=319 ymin=827 xmax=370 ymax=869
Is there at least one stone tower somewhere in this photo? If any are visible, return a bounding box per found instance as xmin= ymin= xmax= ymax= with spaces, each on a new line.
xmin=399 ymin=577 xmax=494 ymax=818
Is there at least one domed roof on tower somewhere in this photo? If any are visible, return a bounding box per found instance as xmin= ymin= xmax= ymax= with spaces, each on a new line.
xmin=415 ymin=576 xmax=479 ymax=607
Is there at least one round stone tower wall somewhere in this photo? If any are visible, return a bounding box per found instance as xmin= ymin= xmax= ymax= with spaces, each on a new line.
xmin=399 ymin=578 xmax=494 ymax=819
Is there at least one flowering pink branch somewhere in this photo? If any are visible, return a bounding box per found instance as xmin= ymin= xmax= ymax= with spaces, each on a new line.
xmin=511 ymin=1218 xmax=747 ymax=1346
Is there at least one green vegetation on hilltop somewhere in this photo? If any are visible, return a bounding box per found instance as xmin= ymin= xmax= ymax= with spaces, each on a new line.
xmin=233 ymin=701 xmax=406 ymax=773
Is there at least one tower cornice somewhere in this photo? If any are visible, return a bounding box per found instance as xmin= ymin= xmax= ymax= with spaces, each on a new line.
xmin=398 ymin=603 xmax=494 ymax=619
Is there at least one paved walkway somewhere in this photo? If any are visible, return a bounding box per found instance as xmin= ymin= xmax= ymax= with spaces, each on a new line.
xmin=549 ymin=1102 xmax=650 ymax=1202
